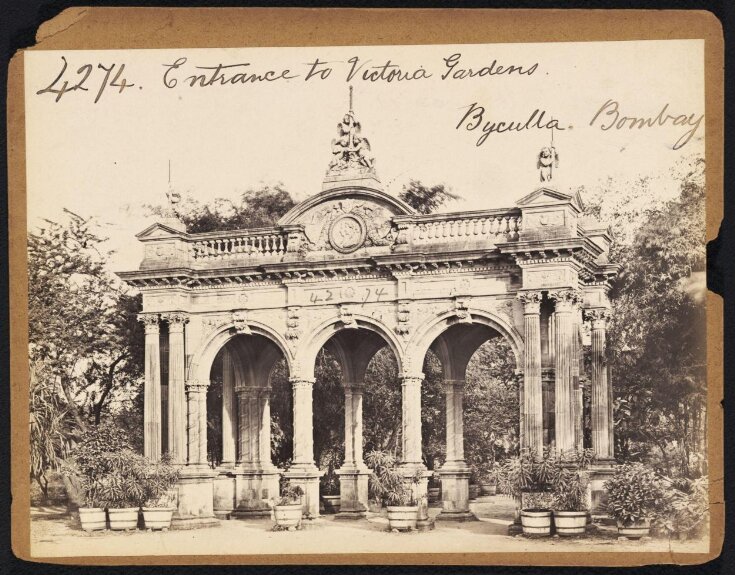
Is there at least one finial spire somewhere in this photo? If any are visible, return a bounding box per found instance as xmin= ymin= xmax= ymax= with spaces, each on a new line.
xmin=165 ymin=160 xmax=182 ymax=220
xmin=349 ymin=85 xmax=354 ymax=113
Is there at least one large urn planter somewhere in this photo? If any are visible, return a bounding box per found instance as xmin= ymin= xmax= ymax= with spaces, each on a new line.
xmin=468 ymin=485 xmax=480 ymax=500
xmin=108 ymin=507 xmax=140 ymax=531
xmin=322 ymin=495 xmax=341 ymax=514
xmin=274 ymin=504 xmax=303 ymax=529
xmin=520 ymin=509 xmax=553 ymax=536
xmin=386 ymin=505 xmax=419 ymax=531
xmin=142 ymin=507 xmax=174 ymax=531
xmin=553 ymin=511 xmax=587 ymax=536
xmin=78 ymin=507 xmax=107 ymax=532
xmin=427 ymin=487 xmax=441 ymax=503
xmin=617 ymin=519 xmax=651 ymax=539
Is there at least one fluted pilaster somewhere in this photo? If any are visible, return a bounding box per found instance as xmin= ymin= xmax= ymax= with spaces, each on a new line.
xmin=163 ymin=312 xmax=188 ymax=464
xmin=586 ymin=308 xmax=613 ymax=460
xmin=518 ymin=291 xmax=543 ymax=455
xmin=549 ymin=289 xmax=581 ymax=454
xmin=138 ymin=313 xmax=161 ymax=461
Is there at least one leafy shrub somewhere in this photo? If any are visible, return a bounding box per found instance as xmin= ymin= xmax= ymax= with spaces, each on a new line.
xmin=551 ymin=468 xmax=590 ymax=512
xmin=366 ymin=450 xmax=423 ymax=506
xmin=605 ymin=463 xmax=665 ymax=524
xmin=139 ymin=456 xmax=180 ymax=508
xmin=654 ymin=476 xmax=709 ymax=538
xmin=274 ymin=481 xmax=304 ymax=506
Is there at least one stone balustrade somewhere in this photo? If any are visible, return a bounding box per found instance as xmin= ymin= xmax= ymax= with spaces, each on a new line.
xmin=410 ymin=210 xmax=522 ymax=244
xmin=191 ymin=230 xmax=289 ymax=261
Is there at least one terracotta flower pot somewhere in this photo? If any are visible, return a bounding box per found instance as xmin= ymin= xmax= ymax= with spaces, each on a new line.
xmin=427 ymin=487 xmax=441 ymax=503
xmin=468 ymin=485 xmax=480 ymax=500
xmin=142 ymin=507 xmax=174 ymax=531
xmin=617 ymin=519 xmax=651 ymax=539
xmin=322 ymin=495 xmax=341 ymax=514
xmin=553 ymin=510 xmax=587 ymax=536
xmin=274 ymin=503 xmax=303 ymax=529
xmin=386 ymin=505 xmax=419 ymax=531
xmin=368 ymin=500 xmax=383 ymax=514
xmin=78 ymin=507 xmax=106 ymax=532
xmin=520 ymin=508 xmax=552 ymax=536
xmin=108 ymin=507 xmax=139 ymax=531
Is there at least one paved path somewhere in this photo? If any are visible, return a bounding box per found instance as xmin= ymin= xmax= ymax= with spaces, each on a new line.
xmin=29 ymin=497 xmax=707 ymax=561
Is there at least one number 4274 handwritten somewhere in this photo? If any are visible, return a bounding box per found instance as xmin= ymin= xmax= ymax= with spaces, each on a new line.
xmin=36 ymin=56 xmax=137 ymax=103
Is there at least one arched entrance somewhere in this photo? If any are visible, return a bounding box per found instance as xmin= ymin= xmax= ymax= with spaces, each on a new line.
xmin=411 ymin=313 xmax=522 ymax=521
xmin=302 ymin=321 xmax=404 ymax=518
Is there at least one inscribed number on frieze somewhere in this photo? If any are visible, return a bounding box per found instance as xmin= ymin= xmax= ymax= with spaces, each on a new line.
xmin=308 ymin=286 xmax=388 ymax=305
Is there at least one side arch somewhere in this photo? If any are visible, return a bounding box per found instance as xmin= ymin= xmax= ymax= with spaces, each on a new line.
xmin=295 ymin=314 xmax=405 ymax=380
xmin=187 ymin=321 xmax=294 ymax=385
xmin=406 ymin=308 xmax=524 ymax=376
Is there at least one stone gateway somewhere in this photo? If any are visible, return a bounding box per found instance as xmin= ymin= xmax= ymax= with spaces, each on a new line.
xmin=118 ymin=101 xmax=618 ymax=529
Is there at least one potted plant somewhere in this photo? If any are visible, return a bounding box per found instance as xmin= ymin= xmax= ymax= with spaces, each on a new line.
xmin=140 ymin=456 xmax=180 ymax=531
xmin=61 ymin=460 xmax=106 ymax=532
xmin=272 ymin=481 xmax=304 ymax=530
xmin=497 ymin=448 xmax=557 ymax=536
xmin=60 ymin=422 xmax=136 ymax=532
xmin=605 ymin=463 xmax=664 ymax=539
xmin=99 ymin=449 xmax=146 ymax=531
xmin=549 ymin=449 xmax=593 ymax=537
xmin=468 ymin=465 xmax=480 ymax=500
xmin=367 ymin=450 xmax=423 ymax=532
xmin=480 ymin=464 xmax=498 ymax=496
xmin=320 ymin=466 xmax=341 ymax=514
xmin=655 ymin=476 xmax=709 ymax=541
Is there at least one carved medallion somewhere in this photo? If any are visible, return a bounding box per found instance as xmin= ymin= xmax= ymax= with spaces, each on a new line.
xmin=329 ymin=214 xmax=367 ymax=253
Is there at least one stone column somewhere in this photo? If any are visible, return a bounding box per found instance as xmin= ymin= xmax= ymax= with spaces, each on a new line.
xmin=258 ymin=387 xmax=274 ymax=469
xmin=220 ymin=348 xmax=237 ymax=467
xmin=284 ymin=377 xmax=320 ymax=517
xmin=518 ymin=291 xmax=543 ymax=456
xmin=163 ymin=312 xmax=188 ymax=465
xmin=185 ymin=380 xmax=208 ymax=467
xmin=400 ymin=373 xmax=424 ymax=466
xmin=236 ymin=387 xmax=256 ymax=468
xmin=337 ymin=384 xmax=370 ymax=519
xmin=549 ymin=290 xmax=581 ymax=455
xmin=437 ymin=379 xmax=473 ymax=521
xmin=138 ymin=313 xmax=161 ymax=461
xmin=587 ymin=308 xmax=614 ymax=461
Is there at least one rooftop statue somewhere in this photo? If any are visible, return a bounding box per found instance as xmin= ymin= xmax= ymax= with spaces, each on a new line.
xmin=537 ymin=145 xmax=559 ymax=182
xmin=326 ymin=87 xmax=376 ymax=176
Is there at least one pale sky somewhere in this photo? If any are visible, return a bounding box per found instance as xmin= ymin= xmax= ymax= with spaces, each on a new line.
xmin=25 ymin=40 xmax=705 ymax=272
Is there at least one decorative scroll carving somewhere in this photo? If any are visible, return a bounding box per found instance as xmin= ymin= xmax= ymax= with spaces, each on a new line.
xmin=454 ymin=297 xmax=472 ymax=324
xmin=395 ymin=300 xmax=411 ymax=337
xmin=339 ymin=304 xmax=358 ymax=329
xmin=285 ymin=306 xmax=302 ymax=341
xmin=202 ymin=314 xmax=229 ymax=336
xmin=232 ymin=310 xmax=252 ymax=335
xmin=548 ymin=289 xmax=583 ymax=311
xmin=137 ymin=313 xmax=160 ymax=334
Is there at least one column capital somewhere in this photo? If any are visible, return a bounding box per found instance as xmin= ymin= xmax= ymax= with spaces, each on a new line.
xmin=162 ymin=311 xmax=189 ymax=331
xmin=400 ymin=372 xmax=425 ymax=385
xmin=185 ymin=379 xmax=208 ymax=393
xmin=549 ymin=289 xmax=583 ymax=312
xmin=289 ymin=377 xmax=316 ymax=390
xmin=137 ymin=313 xmax=160 ymax=334
xmin=517 ymin=290 xmax=543 ymax=314
xmin=584 ymin=307 xmax=612 ymax=328
xmin=235 ymin=384 xmax=269 ymax=396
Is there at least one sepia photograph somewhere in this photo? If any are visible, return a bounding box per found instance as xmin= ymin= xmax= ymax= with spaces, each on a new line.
xmin=9 ymin=8 xmax=723 ymax=566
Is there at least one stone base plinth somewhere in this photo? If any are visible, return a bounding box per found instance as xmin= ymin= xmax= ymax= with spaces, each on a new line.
xmin=589 ymin=462 xmax=616 ymax=515
xmin=213 ymin=469 xmax=236 ymax=519
xmin=172 ymin=466 xmax=219 ymax=529
xmin=284 ymin=465 xmax=322 ymax=518
xmin=232 ymin=467 xmax=281 ymax=517
xmin=436 ymin=466 xmax=476 ymax=521
xmin=335 ymin=467 xmax=370 ymax=519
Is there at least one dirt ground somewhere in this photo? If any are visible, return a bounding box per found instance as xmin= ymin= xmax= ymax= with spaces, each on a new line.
xmin=27 ymin=496 xmax=708 ymax=561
